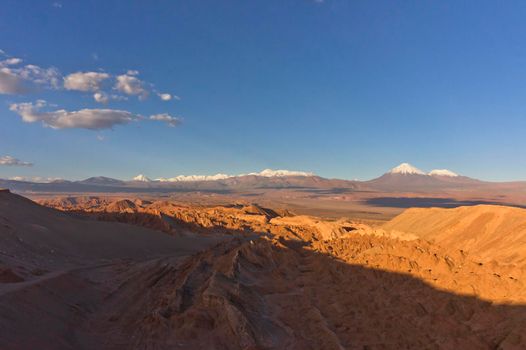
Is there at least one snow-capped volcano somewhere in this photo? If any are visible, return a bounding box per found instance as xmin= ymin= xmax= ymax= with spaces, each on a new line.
xmin=132 ymin=174 xmax=152 ymax=182
xmin=388 ymin=163 xmax=426 ymax=175
xmin=429 ymin=169 xmax=459 ymax=177
xmin=387 ymin=164 xmax=459 ymax=177
xmin=366 ymin=162 xmax=475 ymax=191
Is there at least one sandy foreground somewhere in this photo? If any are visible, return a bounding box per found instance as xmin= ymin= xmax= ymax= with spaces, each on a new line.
xmin=1 ymin=190 xmax=525 ymax=349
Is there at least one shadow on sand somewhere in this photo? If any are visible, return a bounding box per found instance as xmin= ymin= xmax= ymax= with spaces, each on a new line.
xmin=82 ymin=233 xmax=526 ymax=349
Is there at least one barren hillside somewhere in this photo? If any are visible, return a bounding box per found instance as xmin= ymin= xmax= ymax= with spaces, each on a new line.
xmin=1 ymin=192 xmax=525 ymax=349
xmin=383 ymin=205 xmax=526 ymax=267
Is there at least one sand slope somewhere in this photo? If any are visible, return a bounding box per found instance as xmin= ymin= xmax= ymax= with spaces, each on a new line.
xmin=0 ymin=190 xmax=222 ymax=277
xmin=383 ymin=204 xmax=526 ymax=267
xmin=0 ymin=191 xmax=225 ymax=349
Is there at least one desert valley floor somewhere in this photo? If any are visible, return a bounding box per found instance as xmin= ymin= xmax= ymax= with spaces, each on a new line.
xmin=1 ymin=189 xmax=526 ymax=349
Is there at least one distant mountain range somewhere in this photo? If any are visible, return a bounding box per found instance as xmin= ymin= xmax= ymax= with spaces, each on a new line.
xmin=1 ymin=164 xmax=525 ymax=194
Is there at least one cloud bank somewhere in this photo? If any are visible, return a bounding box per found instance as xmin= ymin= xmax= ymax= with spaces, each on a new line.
xmin=10 ymin=100 xmax=182 ymax=130
xmin=9 ymin=176 xmax=62 ymax=183
xmin=0 ymin=155 xmax=33 ymax=167
xmin=9 ymin=100 xmax=138 ymax=130
xmin=1 ymin=50 xmax=183 ymax=132
xmin=0 ymin=52 xmax=176 ymax=102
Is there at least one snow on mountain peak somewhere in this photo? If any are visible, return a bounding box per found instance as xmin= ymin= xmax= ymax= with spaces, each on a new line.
xmin=156 ymin=173 xmax=232 ymax=182
xmin=245 ymin=169 xmax=315 ymax=177
xmin=388 ymin=163 xmax=425 ymax=175
xmin=428 ymin=169 xmax=459 ymax=177
xmin=133 ymin=174 xmax=151 ymax=182
xmin=154 ymin=169 xmax=314 ymax=182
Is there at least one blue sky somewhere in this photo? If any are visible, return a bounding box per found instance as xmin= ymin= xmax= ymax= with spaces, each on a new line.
xmin=1 ymin=0 xmax=526 ymax=181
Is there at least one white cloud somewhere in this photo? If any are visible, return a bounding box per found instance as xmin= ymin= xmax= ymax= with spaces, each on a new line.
xmin=0 ymin=156 xmax=33 ymax=167
xmin=0 ymin=57 xmax=61 ymax=94
xmin=115 ymin=72 xmax=149 ymax=99
xmin=2 ymin=57 xmax=23 ymax=66
xmin=149 ymin=113 xmax=182 ymax=127
xmin=9 ymin=176 xmax=62 ymax=183
xmin=93 ymin=92 xmax=109 ymax=104
xmin=64 ymin=71 xmax=110 ymax=92
xmin=93 ymin=91 xmax=128 ymax=104
xmin=9 ymin=100 xmax=139 ymax=130
xmin=0 ymin=51 xmax=182 ymax=106
xmin=52 ymin=2 xmax=62 ymax=8
xmin=0 ymin=51 xmax=185 ymax=130
xmin=16 ymin=64 xmax=61 ymax=88
xmin=157 ymin=92 xmax=172 ymax=101
xmin=0 ymin=68 xmax=27 ymax=94
xmin=10 ymin=101 xmax=181 ymax=130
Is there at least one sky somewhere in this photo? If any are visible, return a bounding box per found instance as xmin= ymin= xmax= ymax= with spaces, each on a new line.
xmin=1 ymin=0 xmax=526 ymax=182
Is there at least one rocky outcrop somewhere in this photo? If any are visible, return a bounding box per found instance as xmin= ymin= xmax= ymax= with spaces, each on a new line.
xmin=19 ymin=195 xmax=526 ymax=349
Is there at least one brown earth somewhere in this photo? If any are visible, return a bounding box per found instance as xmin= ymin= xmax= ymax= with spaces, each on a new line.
xmin=0 ymin=192 xmax=525 ymax=349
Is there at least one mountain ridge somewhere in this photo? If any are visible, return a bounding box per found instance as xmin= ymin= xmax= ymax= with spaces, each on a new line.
xmin=0 ymin=163 xmax=523 ymax=195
